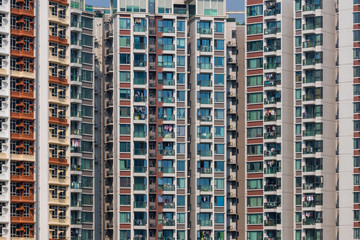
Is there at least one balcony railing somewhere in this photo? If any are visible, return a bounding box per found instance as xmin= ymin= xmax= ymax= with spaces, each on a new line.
xmin=198 ymin=220 xmax=212 ymax=226
xmin=197 ymin=115 xmax=212 ymax=122
xmin=197 ymin=28 xmax=212 ymax=34
xmin=264 ymin=27 xmax=281 ymax=35
xmin=198 ymin=133 xmax=212 ymax=139
xmin=158 ymin=184 xmax=175 ymax=191
xmin=197 ymin=185 xmax=212 ymax=192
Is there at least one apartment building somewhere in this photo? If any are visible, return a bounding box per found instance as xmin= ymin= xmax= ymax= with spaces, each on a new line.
xmin=96 ymin=0 xmax=243 ymax=239
xmin=244 ymin=0 xmax=337 ymax=239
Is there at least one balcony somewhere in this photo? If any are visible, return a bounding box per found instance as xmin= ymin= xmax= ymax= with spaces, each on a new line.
xmin=303 ymin=129 xmax=322 ymax=137
xmin=134 ymin=60 xmax=147 ymax=67
xmin=198 ymin=168 xmax=212 ymax=174
xmin=158 ymin=219 xmax=175 ymax=226
xmin=159 ymin=26 xmax=175 ymax=33
xmin=198 ymin=202 xmax=212 ymax=209
xmin=303 ymin=217 xmax=322 ymax=225
xmin=158 ymin=184 xmax=175 ymax=191
xmin=303 ymin=2 xmax=322 ymax=12
xmin=264 ymin=201 xmax=281 ymax=209
xmin=197 ymin=150 xmax=212 ymax=157
xmin=134 ymin=112 xmax=147 ymax=121
xmin=134 ymin=201 xmax=147 ymax=208
xmin=264 ymin=219 xmax=281 ymax=226
xmin=303 ymin=146 xmax=323 ymax=154
xmin=159 ymin=114 xmax=175 ymax=121
xmin=134 ymin=149 xmax=146 ymax=156
xmin=158 ymin=79 xmax=175 ymax=86
xmin=159 ymin=97 xmax=175 ymax=104
xmin=134 ymin=25 xmax=147 ymax=32
xmin=303 ymin=182 xmax=323 ymax=190
xmin=264 ymin=131 xmax=280 ymax=139
xmin=158 ymin=62 xmax=175 ymax=68
xmin=197 ymin=98 xmax=212 ymax=105
xmin=198 ymin=79 xmax=212 ymax=87
xmin=198 ymin=133 xmax=212 ymax=139
xmin=134 ymin=43 xmax=147 ymax=50
xmin=134 ymin=219 xmax=147 ymax=226
xmin=162 ymin=202 xmax=175 ymax=209
xmin=197 ymin=185 xmax=212 ymax=192
xmin=264 ymin=44 xmax=281 ymax=52
xmin=198 ymin=220 xmax=212 ymax=226
xmin=134 ymin=184 xmax=147 ymax=191
xmin=197 ymin=28 xmax=212 ymax=34
xmin=198 ymin=115 xmax=212 ymax=122
xmin=158 ymin=149 xmax=175 ymax=156
xmin=198 ymin=45 xmax=212 ymax=52
xmin=158 ymin=44 xmax=175 ymax=51
xmin=264 ymin=166 xmax=280 ymax=175
xmin=264 ymin=27 xmax=280 ymax=35
xmin=197 ymin=63 xmax=212 ymax=70
xmin=159 ymin=167 xmax=175 ymax=174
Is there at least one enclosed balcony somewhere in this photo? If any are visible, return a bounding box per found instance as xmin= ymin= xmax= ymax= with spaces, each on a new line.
xmin=133 ymin=18 xmax=147 ymax=32
xmin=264 ymin=108 xmax=281 ymax=122
xmin=264 ymin=38 xmax=281 ymax=52
xmin=264 ymin=143 xmax=281 ymax=157
xmin=134 ymin=142 xmax=147 ymax=156
xmin=158 ymin=142 xmax=175 ymax=156
xmin=197 ymin=126 xmax=212 ymax=139
xmin=303 ymin=0 xmax=323 ymax=11
xmin=158 ymin=212 xmax=175 ymax=226
xmin=303 ymin=87 xmax=322 ymax=101
xmin=133 ymin=106 xmax=147 ymax=120
xmin=264 ymin=212 xmax=281 ymax=226
xmin=264 ymin=73 xmax=281 ymax=87
xmin=133 ymin=54 xmax=147 ymax=67
xmin=264 ymin=195 xmax=281 ymax=209
xmin=264 ymin=160 xmax=281 ymax=174
xmin=303 ymin=105 xmax=323 ymax=119
xmin=303 ymin=34 xmax=323 ymax=48
xmin=303 ymin=123 xmax=323 ymax=137
xmin=134 ymin=212 xmax=147 ymax=226
xmin=134 ymin=159 xmax=147 ymax=173
xmin=197 ymin=143 xmax=212 ymax=157
xmin=197 ymin=195 xmax=212 ymax=209
xmin=303 ymin=194 xmax=323 ymax=208
xmin=303 ymin=211 xmax=323 ymax=225
xmin=134 ymin=89 xmax=146 ymax=103
xmin=303 ymin=175 xmax=323 ymax=190
xmin=197 ymin=21 xmax=212 ymax=34
xmin=303 ymin=16 xmax=323 ymax=31
xmin=198 ymin=213 xmax=212 ymax=226
xmin=264 ymin=230 xmax=281 ymax=240
xmin=264 ymin=125 xmax=281 ymax=139
xmin=264 ymin=91 xmax=281 ymax=105
xmin=197 ymin=108 xmax=212 ymax=122
xmin=198 ymin=160 xmax=212 ymax=174
xmin=264 ymin=1 xmax=281 ymax=16
xmin=264 ymin=56 xmax=281 ymax=70
xmin=264 ymin=21 xmax=281 ymax=35
xmin=303 ymin=140 xmax=323 ymax=154
xmin=264 ymin=177 xmax=281 ymax=191
xmin=304 ymin=69 xmax=323 ymax=83
xmin=303 ymin=158 xmax=323 ymax=172
xmin=158 ymin=160 xmax=175 ymax=174
xmin=158 ymin=125 xmax=175 ymax=139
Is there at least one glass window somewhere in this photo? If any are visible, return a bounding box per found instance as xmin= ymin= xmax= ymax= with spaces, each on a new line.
xmin=214 ymin=178 xmax=224 ymax=189
xmin=120 ymin=212 xmax=130 ymax=223
xmin=119 ymin=36 xmax=130 ymax=47
xmin=177 ymin=56 xmax=185 ymax=66
xmin=120 ymin=18 xmax=130 ymax=29
xmin=247 ymin=58 xmax=263 ymax=69
xmin=214 ymin=144 xmax=224 ymax=155
xmin=214 ymin=109 xmax=224 ymax=119
xmin=247 ymin=75 xmax=262 ymax=86
xmin=247 ymin=110 xmax=263 ymax=121
xmin=177 ymin=38 xmax=185 ymax=49
xmin=177 ymin=195 xmax=185 ymax=206
xmin=120 ymin=71 xmax=130 ymax=82
xmin=177 ymin=73 xmax=185 ymax=84
xmin=247 ymin=214 xmax=263 ymax=224
xmin=214 ymin=74 xmax=224 ymax=85
xmin=177 ymin=160 xmax=185 ymax=171
xmin=177 ymin=21 xmax=185 ymax=31
xmin=247 ymin=5 xmax=263 ymax=17
xmin=214 ymin=92 xmax=224 ymax=102
xmin=247 ymin=23 xmax=262 ymax=35
xmin=214 ymin=57 xmax=224 ymax=67
xmin=214 ymin=40 xmax=224 ymax=50
xmin=247 ymin=197 xmax=263 ymax=207
xmin=247 ymin=179 xmax=262 ymax=190
xmin=214 ymin=213 xmax=224 ymax=223
xmin=214 ymin=22 xmax=224 ymax=33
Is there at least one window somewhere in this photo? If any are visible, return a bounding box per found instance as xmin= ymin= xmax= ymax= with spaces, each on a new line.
xmin=214 ymin=92 xmax=224 ymax=102
xmin=247 ymin=40 xmax=263 ymax=52
xmin=119 ymin=36 xmax=130 ymax=47
xmin=177 ymin=195 xmax=185 ymax=206
xmin=120 ymin=18 xmax=130 ymax=29
xmin=214 ymin=74 xmax=224 ymax=85
xmin=247 ymin=196 xmax=263 ymax=207
xmin=247 ymin=127 xmax=263 ymax=138
xmin=214 ymin=213 xmax=224 ymax=224
xmin=177 ymin=56 xmax=185 ymax=66
xmin=214 ymin=178 xmax=224 ymax=189
xmin=247 ymin=23 xmax=263 ymax=35
xmin=82 ymin=34 xmax=93 ymax=47
xmin=247 ymin=5 xmax=263 ymax=17
xmin=214 ymin=57 xmax=224 ymax=67
xmin=214 ymin=22 xmax=224 ymax=33
xmin=120 ymin=54 xmax=130 ymax=64
xmin=247 ymin=144 xmax=263 ymax=155
xmin=247 ymin=110 xmax=263 ymax=121
xmin=177 ymin=21 xmax=185 ymax=31
xmin=247 ymin=75 xmax=262 ymax=86
xmin=214 ymin=196 xmax=224 ymax=207
xmin=177 ymin=213 xmax=185 ymax=223
xmin=247 ymin=179 xmax=262 ymax=190
xmin=177 ymin=161 xmax=185 ymax=171
xmin=214 ymin=144 xmax=224 ymax=155
xmin=177 ymin=178 xmax=185 ymax=188
xmin=247 ymin=214 xmax=263 ymax=224
xmin=177 ymin=38 xmax=185 ymax=49
xmin=214 ymin=109 xmax=224 ymax=120
xmin=214 ymin=40 xmax=224 ymax=50
xmin=247 ymin=93 xmax=263 ymax=104
xmin=177 ymin=73 xmax=185 ymax=84
xmin=120 ymin=212 xmax=130 ymax=223
xmin=177 ymin=143 xmax=185 ymax=154
xmin=82 ymin=17 xmax=93 ymax=29
xmin=247 ymin=58 xmax=263 ymax=69
xmin=120 ymin=142 xmax=130 ymax=152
